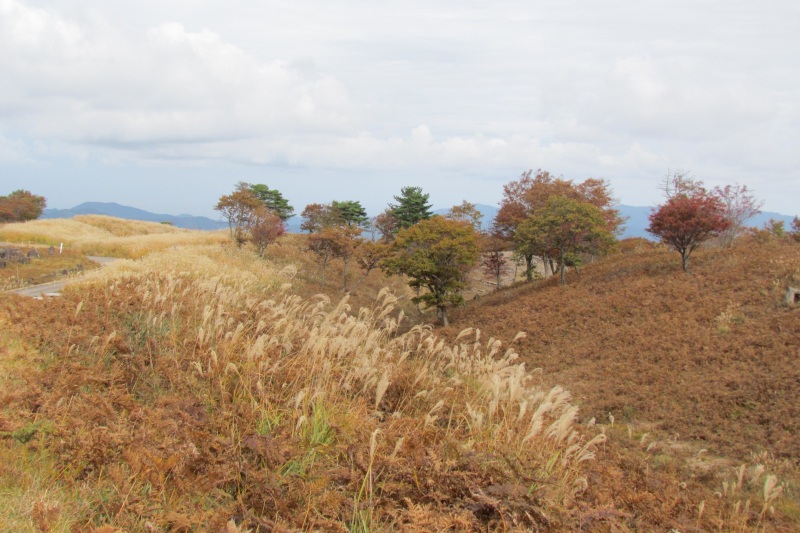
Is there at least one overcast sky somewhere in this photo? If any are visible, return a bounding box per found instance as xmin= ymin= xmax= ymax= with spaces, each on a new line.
xmin=2 ymin=0 xmax=798 ymax=218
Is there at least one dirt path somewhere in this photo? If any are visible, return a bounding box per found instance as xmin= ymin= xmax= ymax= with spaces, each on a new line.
xmin=6 ymin=256 xmax=117 ymax=298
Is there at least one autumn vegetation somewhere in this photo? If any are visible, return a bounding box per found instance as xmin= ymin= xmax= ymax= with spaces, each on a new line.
xmin=0 ymin=217 xmax=604 ymax=531
xmin=1 ymin=173 xmax=799 ymax=531
xmin=0 ymin=190 xmax=47 ymax=223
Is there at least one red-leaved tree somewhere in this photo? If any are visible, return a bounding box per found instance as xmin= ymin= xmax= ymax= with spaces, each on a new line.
xmin=251 ymin=207 xmax=285 ymax=257
xmin=647 ymin=192 xmax=730 ymax=272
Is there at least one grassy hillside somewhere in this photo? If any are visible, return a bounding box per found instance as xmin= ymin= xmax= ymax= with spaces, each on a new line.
xmin=1 ymin=217 xmax=797 ymax=531
xmin=0 ymin=217 xmax=601 ymax=531
xmin=450 ymin=236 xmax=800 ymax=529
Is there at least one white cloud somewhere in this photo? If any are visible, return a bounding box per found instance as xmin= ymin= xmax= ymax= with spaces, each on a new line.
xmin=0 ymin=1 xmax=358 ymax=146
xmin=0 ymin=1 xmax=798 ymax=215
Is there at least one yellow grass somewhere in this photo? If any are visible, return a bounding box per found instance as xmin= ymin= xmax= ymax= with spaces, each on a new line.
xmin=0 ymin=216 xmax=227 ymax=258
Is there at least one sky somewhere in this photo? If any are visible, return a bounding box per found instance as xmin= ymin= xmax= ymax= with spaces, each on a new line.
xmin=1 ymin=0 xmax=798 ymax=219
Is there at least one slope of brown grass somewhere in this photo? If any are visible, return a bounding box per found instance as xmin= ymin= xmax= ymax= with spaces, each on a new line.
xmin=452 ymin=238 xmax=800 ymax=459
xmin=449 ymin=236 xmax=800 ymax=529
xmin=0 ymin=219 xmax=604 ymax=531
xmin=1 ymin=217 xmax=797 ymax=531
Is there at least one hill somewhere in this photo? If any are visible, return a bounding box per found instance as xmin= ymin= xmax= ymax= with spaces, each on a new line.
xmin=0 ymin=216 xmax=608 ymax=531
xmin=1 ymin=216 xmax=797 ymax=531
xmin=449 ymin=236 xmax=800 ymax=527
xmin=452 ymin=237 xmax=800 ymax=458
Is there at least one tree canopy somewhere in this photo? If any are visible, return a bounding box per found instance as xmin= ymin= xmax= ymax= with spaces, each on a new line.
xmin=332 ymin=200 xmax=370 ymax=228
xmin=0 ymin=190 xmax=47 ymax=223
xmin=446 ymin=200 xmax=484 ymax=232
xmin=647 ymin=190 xmax=730 ymax=272
xmin=383 ymin=217 xmax=479 ymax=326
xmin=250 ymin=208 xmax=285 ymax=257
xmin=249 ymin=183 xmax=295 ymax=221
xmin=389 ymin=186 xmax=433 ymax=230
xmin=301 ymin=200 xmax=370 ymax=233
xmin=373 ymin=209 xmax=401 ymax=242
xmin=712 ymin=184 xmax=763 ymax=248
xmin=214 ymin=188 xmax=263 ymax=246
xmin=301 ymin=203 xmax=341 ymax=233
xmin=215 ymin=185 xmax=285 ymax=249
xmin=516 ymin=197 xmax=614 ymax=285
xmin=494 ymin=169 xmax=621 ymax=280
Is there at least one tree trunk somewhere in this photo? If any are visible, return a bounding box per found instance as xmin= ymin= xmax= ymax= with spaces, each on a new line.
xmin=681 ymin=252 xmax=689 ymax=272
xmin=439 ymin=305 xmax=449 ymax=327
xmin=559 ymin=249 xmax=566 ymax=285
xmin=342 ymin=257 xmax=349 ymax=291
xmin=525 ymin=254 xmax=534 ymax=282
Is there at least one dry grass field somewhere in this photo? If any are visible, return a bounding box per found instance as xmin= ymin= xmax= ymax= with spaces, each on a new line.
xmin=0 ymin=217 xmax=601 ymax=531
xmin=0 ymin=216 xmax=797 ymax=531
xmin=450 ymin=236 xmax=800 ymax=530
xmin=0 ymin=215 xmax=229 ymax=258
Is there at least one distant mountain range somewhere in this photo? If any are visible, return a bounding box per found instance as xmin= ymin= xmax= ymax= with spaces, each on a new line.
xmin=43 ymin=201 xmax=794 ymax=238
xmin=43 ymin=202 xmax=229 ymax=231
xmin=616 ymin=205 xmax=796 ymax=239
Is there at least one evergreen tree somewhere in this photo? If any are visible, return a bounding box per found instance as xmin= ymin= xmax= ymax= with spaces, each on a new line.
xmin=332 ymin=200 xmax=370 ymax=228
xmin=249 ymin=183 xmax=295 ymax=221
xmin=389 ymin=186 xmax=433 ymax=230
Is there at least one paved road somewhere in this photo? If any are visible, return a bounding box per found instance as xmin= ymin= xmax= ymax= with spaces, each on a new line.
xmin=6 ymin=256 xmax=117 ymax=298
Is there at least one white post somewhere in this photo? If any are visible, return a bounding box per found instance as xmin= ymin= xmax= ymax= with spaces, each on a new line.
xmin=59 ymin=243 xmax=63 ymax=254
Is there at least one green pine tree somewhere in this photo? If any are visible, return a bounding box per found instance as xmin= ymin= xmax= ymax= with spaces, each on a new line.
xmin=389 ymin=186 xmax=433 ymax=229
xmin=249 ymin=183 xmax=295 ymax=221
xmin=332 ymin=200 xmax=369 ymax=228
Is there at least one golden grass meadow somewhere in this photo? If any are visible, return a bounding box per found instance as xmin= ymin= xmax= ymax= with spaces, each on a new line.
xmin=0 ymin=216 xmax=798 ymax=531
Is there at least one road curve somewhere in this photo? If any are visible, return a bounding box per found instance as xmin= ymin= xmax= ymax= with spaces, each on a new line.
xmin=5 ymin=256 xmax=117 ymax=298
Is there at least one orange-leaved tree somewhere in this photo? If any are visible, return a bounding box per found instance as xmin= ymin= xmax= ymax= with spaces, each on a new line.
xmin=215 ymin=184 xmax=285 ymax=250
xmin=647 ymin=190 xmax=730 ymax=272
xmin=0 ymin=190 xmax=47 ymax=222
xmin=214 ymin=185 xmax=263 ymax=247
xmin=300 ymin=203 xmax=341 ymax=233
xmin=382 ymin=217 xmax=479 ymax=326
